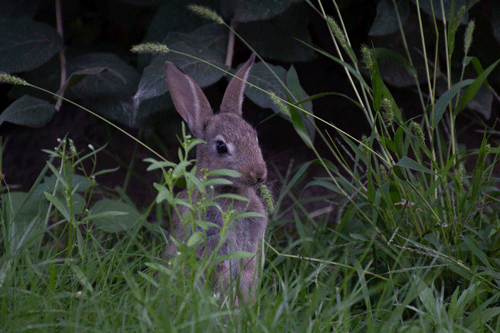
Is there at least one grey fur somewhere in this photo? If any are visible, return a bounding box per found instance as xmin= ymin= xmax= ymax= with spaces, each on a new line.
xmin=163 ymin=54 xmax=267 ymax=303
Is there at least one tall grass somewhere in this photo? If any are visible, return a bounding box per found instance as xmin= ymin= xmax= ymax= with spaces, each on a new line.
xmin=2 ymin=0 xmax=500 ymax=331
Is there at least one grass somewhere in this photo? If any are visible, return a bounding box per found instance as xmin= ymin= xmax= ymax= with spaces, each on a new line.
xmin=2 ymin=0 xmax=500 ymax=331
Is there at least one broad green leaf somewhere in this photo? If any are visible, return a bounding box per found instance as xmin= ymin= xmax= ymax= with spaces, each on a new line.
xmin=245 ymin=62 xmax=288 ymax=115
xmin=369 ymin=0 xmax=410 ymax=36
xmin=221 ymin=0 xmax=303 ymax=22
xmin=0 ymin=1 xmax=39 ymax=19
xmin=68 ymin=53 xmax=141 ymax=127
xmin=245 ymin=61 xmax=314 ymax=135
xmin=432 ymin=79 xmax=474 ymax=128
xmin=89 ymin=199 xmax=142 ymax=233
xmin=455 ymin=59 xmax=500 ymax=115
xmin=187 ymin=231 xmax=204 ymax=247
xmin=493 ymin=2 xmax=500 ymax=45
xmin=133 ymin=23 xmax=226 ymax=122
xmin=113 ymin=0 xmax=163 ymax=5
xmin=237 ymin=3 xmax=315 ymax=62
xmin=409 ymin=0 xmax=467 ymax=22
xmin=297 ymin=39 xmax=371 ymax=91
xmin=0 ymin=95 xmax=55 ymax=128
xmin=0 ymin=19 xmax=63 ymax=73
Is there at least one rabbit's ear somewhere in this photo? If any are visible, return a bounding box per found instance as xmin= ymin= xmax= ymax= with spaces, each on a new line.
xmin=164 ymin=62 xmax=213 ymax=139
xmin=220 ymin=53 xmax=255 ymax=116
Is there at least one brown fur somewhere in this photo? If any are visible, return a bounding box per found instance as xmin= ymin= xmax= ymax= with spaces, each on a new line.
xmin=163 ymin=54 xmax=267 ymax=302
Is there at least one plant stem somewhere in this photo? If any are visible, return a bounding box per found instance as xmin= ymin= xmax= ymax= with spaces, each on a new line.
xmin=55 ymin=0 xmax=67 ymax=111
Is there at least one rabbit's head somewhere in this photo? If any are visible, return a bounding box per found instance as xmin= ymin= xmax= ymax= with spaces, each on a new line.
xmin=164 ymin=54 xmax=267 ymax=189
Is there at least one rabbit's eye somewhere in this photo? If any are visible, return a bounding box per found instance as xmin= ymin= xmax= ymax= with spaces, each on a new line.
xmin=216 ymin=140 xmax=228 ymax=154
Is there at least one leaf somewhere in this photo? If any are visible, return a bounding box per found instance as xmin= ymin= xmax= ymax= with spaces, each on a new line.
xmin=245 ymin=61 xmax=314 ymax=126
xmin=133 ymin=23 xmax=227 ymax=123
xmin=369 ymin=0 xmax=410 ymax=36
xmin=245 ymin=62 xmax=288 ymax=115
xmin=395 ymin=156 xmax=437 ymax=175
xmin=138 ymin=1 xmax=209 ymax=68
xmin=287 ymin=65 xmax=315 ymax=142
xmin=89 ymin=199 xmax=142 ymax=233
xmin=113 ymin=0 xmax=163 ymax=5
xmin=371 ymin=52 xmax=383 ymax=111
xmin=221 ymin=0 xmax=303 ymax=22
xmin=67 ymin=53 xmax=141 ymax=127
xmin=69 ymin=264 xmax=94 ymax=294
xmin=0 ymin=19 xmax=63 ymax=73
xmin=44 ymin=192 xmax=71 ymax=221
xmin=409 ymin=0 xmax=467 ymax=22
xmin=215 ymin=251 xmax=255 ymax=264
xmin=0 ymin=0 xmax=40 ymax=20
xmin=237 ymin=3 xmax=315 ymax=62
xmin=432 ymin=79 xmax=474 ymax=129
xmin=418 ymin=285 xmax=437 ymax=318
xmin=0 ymin=95 xmax=55 ymax=128
xmin=187 ymin=231 xmax=204 ymax=247
xmin=493 ymin=2 xmax=500 ymax=45
xmin=454 ymin=59 xmax=500 ymax=116
xmin=290 ymin=99 xmax=313 ymax=149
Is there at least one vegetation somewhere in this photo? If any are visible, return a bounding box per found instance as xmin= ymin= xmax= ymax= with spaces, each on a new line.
xmin=2 ymin=0 xmax=500 ymax=331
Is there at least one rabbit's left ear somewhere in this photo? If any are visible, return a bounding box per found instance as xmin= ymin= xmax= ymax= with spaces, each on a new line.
xmin=220 ymin=53 xmax=256 ymax=116
xmin=164 ymin=62 xmax=213 ymax=139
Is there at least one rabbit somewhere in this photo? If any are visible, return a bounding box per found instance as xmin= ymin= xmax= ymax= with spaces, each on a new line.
xmin=163 ymin=53 xmax=268 ymax=303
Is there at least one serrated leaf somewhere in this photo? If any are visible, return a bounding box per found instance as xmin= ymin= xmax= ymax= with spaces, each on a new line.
xmin=369 ymin=0 xmax=410 ymax=36
xmin=0 ymin=19 xmax=63 ymax=73
xmin=0 ymin=95 xmax=55 ymax=128
xmin=89 ymin=199 xmax=142 ymax=233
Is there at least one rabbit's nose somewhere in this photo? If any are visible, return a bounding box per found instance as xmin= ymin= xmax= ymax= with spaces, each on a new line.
xmin=252 ymin=169 xmax=267 ymax=183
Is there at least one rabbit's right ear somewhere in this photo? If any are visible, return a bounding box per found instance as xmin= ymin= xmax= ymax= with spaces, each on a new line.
xmin=164 ymin=62 xmax=213 ymax=139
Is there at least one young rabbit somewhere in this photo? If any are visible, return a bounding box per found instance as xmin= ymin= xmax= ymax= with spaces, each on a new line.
xmin=163 ymin=53 xmax=267 ymax=303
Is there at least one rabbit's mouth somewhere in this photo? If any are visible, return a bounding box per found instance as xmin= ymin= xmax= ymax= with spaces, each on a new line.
xmin=215 ymin=174 xmax=265 ymax=191
xmin=235 ymin=172 xmax=267 ymax=188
